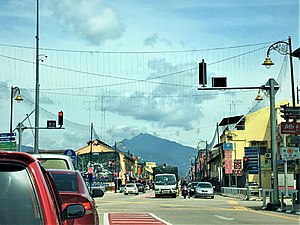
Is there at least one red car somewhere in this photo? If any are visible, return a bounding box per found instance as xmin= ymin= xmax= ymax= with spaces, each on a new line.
xmin=49 ymin=169 xmax=100 ymax=225
xmin=0 ymin=151 xmax=85 ymax=225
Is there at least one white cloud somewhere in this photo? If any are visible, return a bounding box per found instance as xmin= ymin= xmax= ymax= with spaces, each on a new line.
xmin=144 ymin=33 xmax=173 ymax=48
xmin=44 ymin=0 xmax=126 ymax=45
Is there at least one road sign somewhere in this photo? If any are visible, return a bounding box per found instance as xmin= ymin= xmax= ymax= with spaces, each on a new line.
xmin=234 ymin=159 xmax=242 ymax=169
xmin=47 ymin=120 xmax=56 ymax=128
xmin=64 ymin=149 xmax=77 ymax=165
xmin=244 ymin=147 xmax=259 ymax=174
xmin=0 ymin=137 xmax=16 ymax=141
xmin=0 ymin=132 xmax=16 ymax=137
xmin=223 ymin=143 xmax=233 ymax=150
xmin=281 ymin=147 xmax=300 ymax=159
xmin=233 ymin=169 xmax=243 ymax=176
xmin=0 ymin=141 xmax=16 ymax=150
xmin=88 ymin=167 xmax=93 ymax=174
xmin=280 ymin=106 xmax=300 ymax=120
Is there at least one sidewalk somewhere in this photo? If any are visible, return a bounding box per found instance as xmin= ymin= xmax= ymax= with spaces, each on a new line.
xmin=218 ymin=192 xmax=300 ymax=215
xmin=249 ymin=195 xmax=300 ymax=215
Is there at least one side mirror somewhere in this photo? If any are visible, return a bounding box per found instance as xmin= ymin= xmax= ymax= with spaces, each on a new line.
xmin=63 ymin=204 xmax=85 ymax=220
xmin=92 ymin=189 xmax=104 ymax=198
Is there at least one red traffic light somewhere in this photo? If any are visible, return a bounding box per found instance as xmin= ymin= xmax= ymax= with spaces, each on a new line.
xmin=243 ymin=156 xmax=249 ymax=162
xmin=58 ymin=111 xmax=63 ymax=126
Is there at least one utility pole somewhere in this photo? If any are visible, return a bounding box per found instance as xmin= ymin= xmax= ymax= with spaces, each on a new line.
xmin=89 ymin=123 xmax=93 ymax=162
xmin=34 ymin=0 xmax=40 ymax=154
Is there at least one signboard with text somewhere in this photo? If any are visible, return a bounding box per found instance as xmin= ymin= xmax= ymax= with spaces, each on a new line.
xmin=280 ymin=106 xmax=300 ymax=120
xmin=279 ymin=122 xmax=300 ymax=135
xmin=233 ymin=159 xmax=242 ymax=176
xmin=280 ymin=147 xmax=300 ymax=159
xmin=224 ymin=150 xmax=232 ymax=174
xmin=0 ymin=133 xmax=16 ymax=151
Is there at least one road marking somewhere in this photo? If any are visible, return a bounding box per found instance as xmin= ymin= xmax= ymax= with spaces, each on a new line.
xmin=104 ymin=213 xmax=171 ymax=225
xmin=227 ymin=200 xmax=239 ymax=205
xmin=227 ymin=199 xmax=248 ymax=210
xmin=214 ymin=215 xmax=235 ymax=221
xmin=149 ymin=213 xmax=173 ymax=225
xmin=247 ymin=209 xmax=300 ymax=221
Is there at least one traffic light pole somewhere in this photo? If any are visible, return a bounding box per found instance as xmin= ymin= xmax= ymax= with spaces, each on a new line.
xmin=269 ymin=78 xmax=280 ymax=206
xmin=246 ymin=170 xmax=250 ymax=200
xmin=15 ymin=125 xmax=64 ymax=152
xmin=199 ymin=78 xmax=280 ymax=207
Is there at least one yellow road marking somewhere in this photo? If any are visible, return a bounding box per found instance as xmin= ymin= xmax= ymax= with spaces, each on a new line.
xmin=227 ymin=200 xmax=239 ymax=205
xmin=247 ymin=209 xmax=299 ymax=221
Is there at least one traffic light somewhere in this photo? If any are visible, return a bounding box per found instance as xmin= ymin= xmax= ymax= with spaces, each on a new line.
xmin=243 ymin=156 xmax=249 ymax=172
xmin=199 ymin=59 xmax=207 ymax=87
xmin=58 ymin=111 xmax=63 ymax=126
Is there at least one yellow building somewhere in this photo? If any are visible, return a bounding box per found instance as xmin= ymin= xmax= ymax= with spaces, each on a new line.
xmin=76 ymin=140 xmax=136 ymax=185
xmin=208 ymin=100 xmax=293 ymax=190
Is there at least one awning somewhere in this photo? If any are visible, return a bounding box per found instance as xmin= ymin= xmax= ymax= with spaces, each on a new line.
xmin=219 ymin=115 xmax=244 ymax=126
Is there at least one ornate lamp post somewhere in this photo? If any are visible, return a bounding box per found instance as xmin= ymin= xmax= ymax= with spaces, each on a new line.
xmin=10 ymin=86 xmax=23 ymax=133
xmin=262 ymin=36 xmax=296 ymax=107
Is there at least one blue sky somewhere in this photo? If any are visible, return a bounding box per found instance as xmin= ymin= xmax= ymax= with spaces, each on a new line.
xmin=0 ymin=0 xmax=299 ymax=151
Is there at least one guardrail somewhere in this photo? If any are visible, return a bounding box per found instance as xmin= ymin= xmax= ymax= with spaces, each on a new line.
xmin=223 ymin=187 xmax=298 ymax=211
xmin=221 ymin=187 xmax=249 ymax=200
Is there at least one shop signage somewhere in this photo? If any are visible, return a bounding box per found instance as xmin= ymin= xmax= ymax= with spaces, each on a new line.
xmin=279 ymin=122 xmax=300 ymax=135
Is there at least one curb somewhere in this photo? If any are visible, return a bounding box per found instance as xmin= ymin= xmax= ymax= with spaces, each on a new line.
xmin=261 ymin=206 xmax=300 ymax=215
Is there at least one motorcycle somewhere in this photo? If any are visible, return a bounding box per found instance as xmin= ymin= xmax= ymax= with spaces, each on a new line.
xmin=181 ymin=185 xmax=188 ymax=199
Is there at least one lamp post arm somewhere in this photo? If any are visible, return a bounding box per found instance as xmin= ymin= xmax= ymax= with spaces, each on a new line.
xmin=10 ymin=87 xmax=14 ymax=133
xmin=266 ymin=40 xmax=289 ymax=57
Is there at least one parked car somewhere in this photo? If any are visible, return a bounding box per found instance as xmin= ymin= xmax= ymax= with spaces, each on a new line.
xmin=31 ymin=153 xmax=75 ymax=170
xmin=0 ymin=151 xmax=85 ymax=225
xmin=119 ymin=184 xmax=126 ymax=193
xmin=246 ymin=182 xmax=259 ymax=195
xmin=86 ymin=181 xmax=105 ymax=197
xmin=194 ymin=182 xmax=214 ymax=199
xmin=124 ymin=183 xmax=139 ymax=195
xmin=136 ymin=183 xmax=146 ymax=193
xmin=188 ymin=181 xmax=198 ymax=197
xmin=49 ymin=169 xmax=100 ymax=225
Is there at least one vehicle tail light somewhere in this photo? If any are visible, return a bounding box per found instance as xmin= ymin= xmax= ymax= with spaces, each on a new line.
xmin=82 ymin=201 xmax=92 ymax=210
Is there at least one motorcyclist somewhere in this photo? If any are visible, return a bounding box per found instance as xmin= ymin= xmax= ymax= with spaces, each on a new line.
xmin=181 ymin=178 xmax=188 ymax=198
xmin=181 ymin=178 xmax=188 ymax=188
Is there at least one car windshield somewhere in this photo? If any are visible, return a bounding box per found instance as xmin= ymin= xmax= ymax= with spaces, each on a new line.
xmin=0 ymin=164 xmax=42 ymax=225
xmin=191 ymin=182 xmax=198 ymax=187
xmin=197 ymin=183 xmax=212 ymax=188
xmin=38 ymin=158 xmax=70 ymax=169
xmin=51 ymin=173 xmax=79 ymax=192
xmin=155 ymin=175 xmax=176 ymax=185
xmin=126 ymin=184 xmax=135 ymax=188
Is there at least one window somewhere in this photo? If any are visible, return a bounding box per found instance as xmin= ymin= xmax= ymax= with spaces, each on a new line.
xmin=51 ymin=173 xmax=79 ymax=192
xmin=0 ymin=163 xmax=42 ymax=225
xmin=39 ymin=159 xmax=69 ymax=169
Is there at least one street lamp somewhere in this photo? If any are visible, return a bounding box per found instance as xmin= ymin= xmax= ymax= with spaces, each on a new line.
xmin=10 ymin=86 xmax=23 ymax=133
xmin=262 ymin=36 xmax=296 ymax=107
xmin=256 ymin=79 xmax=280 ymax=207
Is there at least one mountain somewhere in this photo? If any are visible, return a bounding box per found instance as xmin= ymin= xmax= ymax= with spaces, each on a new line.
xmin=120 ymin=133 xmax=197 ymax=178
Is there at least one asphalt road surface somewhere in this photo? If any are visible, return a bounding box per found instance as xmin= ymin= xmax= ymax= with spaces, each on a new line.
xmin=95 ymin=191 xmax=300 ymax=225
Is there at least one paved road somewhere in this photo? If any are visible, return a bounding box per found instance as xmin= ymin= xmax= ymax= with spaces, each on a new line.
xmin=95 ymin=191 xmax=300 ymax=225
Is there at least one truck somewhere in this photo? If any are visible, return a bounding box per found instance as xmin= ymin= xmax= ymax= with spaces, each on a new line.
xmin=153 ymin=164 xmax=179 ymax=198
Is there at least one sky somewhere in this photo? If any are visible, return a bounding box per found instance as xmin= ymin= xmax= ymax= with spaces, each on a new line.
xmin=0 ymin=0 xmax=299 ymax=151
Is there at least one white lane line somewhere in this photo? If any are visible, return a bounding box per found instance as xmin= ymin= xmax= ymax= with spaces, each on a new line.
xmin=149 ymin=213 xmax=173 ymax=225
xmin=103 ymin=213 xmax=109 ymax=225
xmin=214 ymin=215 xmax=235 ymax=221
